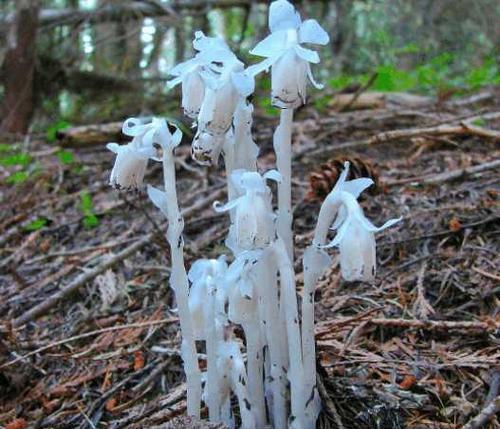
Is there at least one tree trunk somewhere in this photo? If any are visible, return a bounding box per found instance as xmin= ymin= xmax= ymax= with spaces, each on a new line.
xmin=0 ymin=0 xmax=40 ymax=134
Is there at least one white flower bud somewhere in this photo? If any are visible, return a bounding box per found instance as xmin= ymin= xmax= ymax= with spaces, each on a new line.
xmin=191 ymin=131 xmax=225 ymax=166
xmin=271 ymin=49 xmax=307 ymax=108
xmin=181 ymin=69 xmax=205 ymax=118
xmin=317 ymin=162 xmax=401 ymax=282
xmin=214 ymin=170 xmax=281 ymax=252
xmin=107 ymin=142 xmax=148 ymax=190
xmin=198 ymin=81 xmax=239 ymax=136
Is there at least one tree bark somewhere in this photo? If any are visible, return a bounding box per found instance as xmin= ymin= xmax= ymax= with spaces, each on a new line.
xmin=0 ymin=0 xmax=40 ymax=134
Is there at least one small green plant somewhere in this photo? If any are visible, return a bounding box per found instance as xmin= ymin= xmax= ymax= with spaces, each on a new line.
xmin=79 ymin=191 xmax=99 ymax=229
xmin=6 ymin=171 xmax=30 ymax=184
xmin=0 ymin=153 xmax=32 ymax=167
xmin=57 ymin=150 xmax=75 ymax=165
xmin=24 ymin=218 xmax=48 ymax=232
xmin=46 ymin=120 xmax=71 ymax=143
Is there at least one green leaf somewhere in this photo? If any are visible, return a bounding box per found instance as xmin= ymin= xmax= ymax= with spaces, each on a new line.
xmin=57 ymin=150 xmax=75 ymax=165
xmin=7 ymin=171 xmax=30 ymax=184
xmin=0 ymin=153 xmax=32 ymax=167
xmin=46 ymin=120 xmax=71 ymax=143
xmin=24 ymin=218 xmax=48 ymax=231
xmin=83 ymin=214 xmax=99 ymax=229
xmin=471 ymin=118 xmax=486 ymax=127
xmin=79 ymin=191 xmax=94 ymax=213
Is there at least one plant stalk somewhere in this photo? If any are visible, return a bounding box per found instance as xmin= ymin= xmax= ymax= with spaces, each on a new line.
xmin=162 ymin=147 xmax=202 ymax=417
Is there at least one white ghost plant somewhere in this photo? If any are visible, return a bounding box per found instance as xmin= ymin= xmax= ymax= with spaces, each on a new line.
xmin=214 ymin=170 xmax=281 ymax=253
xmin=106 ymin=2 xmax=403 ymax=428
xmin=249 ymin=0 xmax=329 ymax=108
xmin=313 ymin=162 xmax=401 ymax=282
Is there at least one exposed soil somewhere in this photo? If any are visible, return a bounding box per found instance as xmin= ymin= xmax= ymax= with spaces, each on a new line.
xmin=1 ymin=88 xmax=499 ymax=429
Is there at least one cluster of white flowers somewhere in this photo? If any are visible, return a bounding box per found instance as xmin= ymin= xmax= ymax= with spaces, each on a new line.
xmin=106 ymin=1 xmax=401 ymax=428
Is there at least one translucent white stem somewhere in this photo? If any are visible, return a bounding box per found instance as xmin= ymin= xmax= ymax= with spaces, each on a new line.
xmin=302 ymin=247 xmax=330 ymax=428
xmin=243 ymin=320 xmax=267 ymax=428
xmin=272 ymin=238 xmax=305 ymax=428
xmin=205 ymin=280 xmax=222 ymax=421
xmin=226 ymin=342 xmax=257 ymax=429
xmin=258 ymin=252 xmax=288 ymax=429
xmin=162 ymin=148 xmax=201 ymax=417
xmin=301 ymin=194 xmax=340 ymax=427
xmin=273 ymin=108 xmax=294 ymax=260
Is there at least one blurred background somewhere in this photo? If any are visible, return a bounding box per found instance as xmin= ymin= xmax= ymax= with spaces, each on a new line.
xmin=0 ymin=0 xmax=498 ymax=135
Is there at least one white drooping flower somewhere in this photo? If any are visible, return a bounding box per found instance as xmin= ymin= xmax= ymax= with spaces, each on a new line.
xmin=191 ymin=130 xmax=225 ymax=166
xmin=318 ymin=162 xmax=401 ymax=281
xmin=187 ymin=256 xmax=228 ymax=340
xmin=222 ymin=250 xmax=262 ymax=325
xmin=107 ymin=117 xmax=176 ymax=190
xmin=168 ymin=32 xmax=233 ymax=118
xmin=249 ymin=0 xmax=329 ymax=108
xmin=197 ymin=51 xmax=254 ymax=136
xmin=214 ymin=170 xmax=281 ymax=252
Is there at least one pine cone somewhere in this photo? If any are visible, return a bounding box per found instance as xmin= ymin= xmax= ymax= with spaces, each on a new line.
xmin=306 ymin=156 xmax=379 ymax=201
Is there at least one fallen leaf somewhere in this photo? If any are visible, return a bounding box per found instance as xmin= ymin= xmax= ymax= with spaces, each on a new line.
xmin=399 ymin=374 xmax=417 ymax=390
xmin=448 ymin=217 xmax=462 ymax=232
xmin=5 ymin=418 xmax=27 ymax=429
xmin=105 ymin=397 xmax=117 ymax=412
xmin=133 ymin=350 xmax=145 ymax=371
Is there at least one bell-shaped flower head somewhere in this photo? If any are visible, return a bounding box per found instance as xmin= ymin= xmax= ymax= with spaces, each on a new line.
xmin=248 ymin=0 xmax=329 ymax=108
xmin=222 ymin=250 xmax=262 ymax=324
xmin=318 ymin=162 xmax=401 ymax=282
xmin=191 ymin=129 xmax=225 ymax=166
xmin=187 ymin=256 xmax=228 ymax=340
xmin=106 ymin=117 xmax=177 ymax=190
xmin=168 ymin=31 xmax=233 ymax=118
xmin=214 ymin=169 xmax=281 ymax=252
xmin=197 ymin=51 xmax=255 ymax=137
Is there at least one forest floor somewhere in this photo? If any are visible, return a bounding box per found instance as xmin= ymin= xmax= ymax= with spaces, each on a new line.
xmin=0 ymin=88 xmax=499 ymax=429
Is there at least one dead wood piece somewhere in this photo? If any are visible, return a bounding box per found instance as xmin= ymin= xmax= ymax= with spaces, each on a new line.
xmin=329 ymin=91 xmax=435 ymax=112
xmin=368 ymin=121 xmax=500 ymax=144
xmin=0 ymin=0 xmax=40 ymax=134
xmin=11 ymin=187 xmax=225 ymax=327
xmin=420 ymin=158 xmax=500 ymax=185
xmin=316 ymin=317 xmax=499 ymax=337
xmin=462 ymin=396 xmax=500 ymax=429
xmin=329 ymin=92 xmax=386 ymax=111
xmin=56 ymin=121 xmax=124 ymax=147
xmin=338 ymin=72 xmax=379 ymax=112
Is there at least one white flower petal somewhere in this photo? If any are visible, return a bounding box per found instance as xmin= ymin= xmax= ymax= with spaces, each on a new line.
xmin=269 ymin=0 xmax=301 ymax=33
xmin=231 ymin=71 xmax=255 ymax=97
xmin=321 ymin=218 xmax=351 ymax=248
xmin=106 ymin=142 xmax=120 ymax=154
xmin=109 ymin=146 xmax=148 ymax=190
xmin=181 ymin=70 xmax=205 ymax=118
xmin=263 ymin=169 xmax=282 ymax=183
xmin=246 ymin=55 xmax=281 ymax=77
xmin=271 ymin=49 xmax=307 ymax=108
xmin=306 ymin=62 xmax=324 ymax=89
xmin=147 ymin=185 xmax=168 ymax=215
xmin=355 ymin=210 xmax=402 ymax=233
xmin=122 ymin=117 xmax=147 ymax=137
xmin=330 ymin=205 xmax=347 ymax=230
xmin=294 ymin=45 xmax=320 ymax=64
xmin=193 ymin=30 xmax=228 ymax=52
xmin=298 ymin=19 xmax=330 ymax=45
xmin=213 ymin=197 xmax=243 ymax=213
xmin=250 ymin=31 xmax=288 ymax=58
xmin=338 ymin=220 xmax=376 ymax=282
xmin=342 ymin=178 xmax=374 ymax=198
xmin=166 ymin=76 xmax=182 ymax=89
